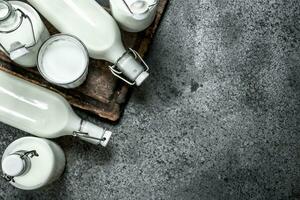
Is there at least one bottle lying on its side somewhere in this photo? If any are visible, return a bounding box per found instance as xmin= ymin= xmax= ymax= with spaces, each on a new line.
xmin=0 ymin=71 xmax=112 ymax=146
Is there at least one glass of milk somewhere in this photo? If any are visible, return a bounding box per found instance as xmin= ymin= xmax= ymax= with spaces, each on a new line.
xmin=37 ymin=34 xmax=89 ymax=88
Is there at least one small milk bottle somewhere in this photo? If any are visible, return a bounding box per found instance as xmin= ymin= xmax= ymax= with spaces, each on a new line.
xmin=110 ymin=0 xmax=159 ymax=32
xmin=1 ymin=137 xmax=66 ymax=190
xmin=0 ymin=0 xmax=49 ymax=67
xmin=27 ymin=0 xmax=150 ymax=86
xmin=0 ymin=71 xmax=112 ymax=146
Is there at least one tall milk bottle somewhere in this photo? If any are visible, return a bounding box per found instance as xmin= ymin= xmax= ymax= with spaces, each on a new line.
xmin=27 ymin=0 xmax=150 ymax=86
xmin=1 ymin=137 xmax=65 ymax=190
xmin=0 ymin=0 xmax=49 ymax=67
xmin=0 ymin=71 xmax=112 ymax=146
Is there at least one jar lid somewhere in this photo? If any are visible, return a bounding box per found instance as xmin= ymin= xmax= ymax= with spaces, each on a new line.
xmin=0 ymin=1 xmax=12 ymax=21
xmin=38 ymin=34 xmax=89 ymax=88
xmin=2 ymin=154 xmax=26 ymax=177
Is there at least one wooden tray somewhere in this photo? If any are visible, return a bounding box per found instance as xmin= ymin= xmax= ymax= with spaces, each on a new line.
xmin=0 ymin=0 xmax=168 ymax=121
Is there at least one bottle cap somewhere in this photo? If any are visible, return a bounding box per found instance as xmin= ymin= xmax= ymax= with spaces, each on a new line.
xmin=74 ymin=120 xmax=112 ymax=146
xmin=135 ymin=71 xmax=149 ymax=86
xmin=130 ymin=1 xmax=149 ymax=14
xmin=100 ymin=130 xmax=112 ymax=147
xmin=2 ymin=154 xmax=25 ymax=177
xmin=111 ymin=48 xmax=149 ymax=86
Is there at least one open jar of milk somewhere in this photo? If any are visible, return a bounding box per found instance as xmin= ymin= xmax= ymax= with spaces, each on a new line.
xmin=0 ymin=0 xmax=49 ymax=67
xmin=37 ymin=34 xmax=89 ymax=88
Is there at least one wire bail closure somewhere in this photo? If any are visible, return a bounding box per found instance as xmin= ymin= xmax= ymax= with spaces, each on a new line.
xmin=2 ymin=174 xmax=14 ymax=182
xmin=73 ymin=131 xmax=107 ymax=142
xmin=109 ymin=48 xmax=149 ymax=85
xmin=0 ymin=7 xmax=37 ymax=57
xmin=72 ymin=119 xmax=107 ymax=142
xmin=122 ymin=0 xmax=158 ymax=15
xmin=2 ymin=150 xmax=39 ymax=183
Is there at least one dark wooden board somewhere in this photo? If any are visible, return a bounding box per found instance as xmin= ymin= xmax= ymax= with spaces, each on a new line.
xmin=0 ymin=0 xmax=169 ymax=121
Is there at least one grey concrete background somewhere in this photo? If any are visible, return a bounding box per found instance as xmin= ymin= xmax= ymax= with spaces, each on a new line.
xmin=0 ymin=0 xmax=300 ymax=199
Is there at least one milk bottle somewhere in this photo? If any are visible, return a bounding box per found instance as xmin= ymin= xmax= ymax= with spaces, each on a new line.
xmin=1 ymin=137 xmax=65 ymax=190
xmin=0 ymin=71 xmax=112 ymax=146
xmin=0 ymin=0 xmax=49 ymax=67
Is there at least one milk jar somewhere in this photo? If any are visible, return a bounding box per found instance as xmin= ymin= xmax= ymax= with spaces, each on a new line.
xmin=27 ymin=0 xmax=149 ymax=86
xmin=0 ymin=0 xmax=49 ymax=67
xmin=110 ymin=0 xmax=159 ymax=32
xmin=0 ymin=71 xmax=112 ymax=146
xmin=38 ymin=34 xmax=89 ymax=89
xmin=1 ymin=137 xmax=65 ymax=190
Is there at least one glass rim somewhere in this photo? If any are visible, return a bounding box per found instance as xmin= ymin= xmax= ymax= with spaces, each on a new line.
xmin=37 ymin=34 xmax=89 ymax=86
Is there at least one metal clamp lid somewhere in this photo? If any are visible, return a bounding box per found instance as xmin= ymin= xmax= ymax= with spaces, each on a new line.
xmin=2 ymin=150 xmax=39 ymax=183
xmin=73 ymin=131 xmax=107 ymax=142
xmin=122 ymin=0 xmax=158 ymax=15
xmin=72 ymin=119 xmax=107 ymax=142
xmin=0 ymin=7 xmax=37 ymax=56
xmin=109 ymin=48 xmax=149 ymax=85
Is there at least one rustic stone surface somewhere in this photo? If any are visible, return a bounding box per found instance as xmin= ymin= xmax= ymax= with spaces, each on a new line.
xmin=1 ymin=0 xmax=300 ymax=200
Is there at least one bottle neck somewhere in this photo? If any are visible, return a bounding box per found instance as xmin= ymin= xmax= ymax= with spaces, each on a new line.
xmin=72 ymin=119 xmax=112 ymax=147
xmin=113 ymin=49 xmax=149 ymax=86
xmin=61 ymin=110 xmax=111 ymax=146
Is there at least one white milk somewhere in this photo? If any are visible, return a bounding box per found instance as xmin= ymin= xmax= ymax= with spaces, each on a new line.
xmin=27 ymin=0 xmax=149 ymax=86
xmin=38 ymin=35 xmax=89 ymax=88
xmin=1 ymin=137 xmax=65 ymax=190
xmin=0 ymin=71 xmax=112 ymax=146
xmin=0 ymin=1 xmax=49 ymax=67
xmin=110 ymin=0 xmax=158 ymax=32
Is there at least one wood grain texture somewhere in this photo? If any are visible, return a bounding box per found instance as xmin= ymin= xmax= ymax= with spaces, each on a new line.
xmin=0 ymin=0 xmax=169 ymax=121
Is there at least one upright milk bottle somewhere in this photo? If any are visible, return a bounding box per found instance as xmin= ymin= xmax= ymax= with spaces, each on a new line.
xmin=27 ymin=0 xmax=149 ymax=86
xmin=0 ymin=71 xmax=112 ymax=146
xmin=110 ymin=0 xmax=159 ymax=32
xmin=0 ymin=0 xmax=49 ymax=67
xmin=1 ymin=137 xmax=65 ymax=190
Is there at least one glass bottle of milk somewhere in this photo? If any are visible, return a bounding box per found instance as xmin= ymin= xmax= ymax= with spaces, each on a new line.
xmin=110 ymin=0 xmax=159 ymax=32
xmin=0 ymin=71 xmax=112 ymax=146
xmin=27 ymin=0 xmax=150 ymax=86
xmin=0 ymin=0 xmax=49 ymax=67
xmin=1 ymin=137 xmax=65 ymax=190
